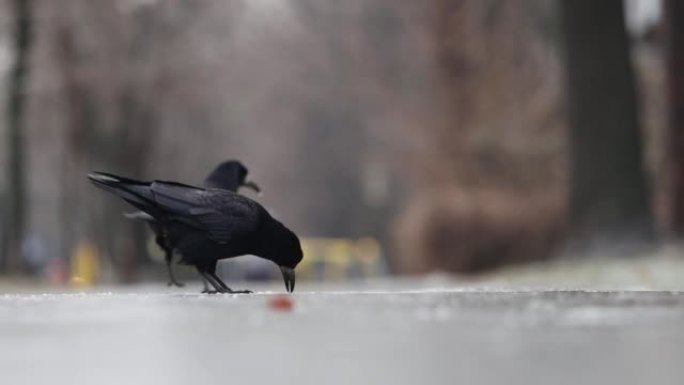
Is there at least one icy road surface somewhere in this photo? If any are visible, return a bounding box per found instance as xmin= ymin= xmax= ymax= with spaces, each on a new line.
xmin=1 ymin=289 xmax=684 ymax=385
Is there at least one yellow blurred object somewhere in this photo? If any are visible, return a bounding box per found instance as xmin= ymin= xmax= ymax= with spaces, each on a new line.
xmin=70 ymin=241 xmax=100 ymax=286
xmin=354 ymin=237 xmax=382 ymax=276
xmin=325 ymin=240 xmax=354 ymax=280
xmin=298 ymin=237 xmax=384 ymax=280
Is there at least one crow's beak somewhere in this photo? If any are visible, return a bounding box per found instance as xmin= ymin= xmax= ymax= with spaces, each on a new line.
xmin=242 ymin=180 xmax=261 ymax=194
xmin=279 ymin=266 xmax=295 ymax=293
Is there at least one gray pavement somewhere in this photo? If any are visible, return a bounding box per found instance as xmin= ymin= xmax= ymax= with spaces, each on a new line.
xmin=1 ymin=287 xmax=683 ymax=385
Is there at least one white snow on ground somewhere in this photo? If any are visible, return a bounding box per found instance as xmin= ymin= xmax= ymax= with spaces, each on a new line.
xmin=3 ymin=245 xmax=684 ymax=385
xmin=0 ymin=289 xmax=684 ymax=385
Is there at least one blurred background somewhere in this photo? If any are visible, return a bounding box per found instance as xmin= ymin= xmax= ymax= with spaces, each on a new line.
xmin=0 ymin=0 xmax=681 ymax=289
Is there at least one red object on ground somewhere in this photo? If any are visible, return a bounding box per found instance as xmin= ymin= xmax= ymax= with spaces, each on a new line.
xmin=268 ymin=295 xmax=294 ymax=312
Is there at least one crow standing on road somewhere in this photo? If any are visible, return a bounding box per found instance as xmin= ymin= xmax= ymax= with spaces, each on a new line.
xmin=88 ymin=172 xmax=302 ymax=293
xmin=127 ymin=160 xmax=261 ymax=288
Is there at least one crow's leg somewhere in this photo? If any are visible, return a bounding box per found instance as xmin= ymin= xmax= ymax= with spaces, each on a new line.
xmin=210 ymin=272 xmax=230 ymax=290
xmin=165 ymin=249 xmax=185 ymax=287
xmin=210 ymin=272 xmax=252 ymax=294
xmin=196 ymin=262 xmax=251 ymax=294
xmin=196 ymin=268 xmax=224 ymax=294
xmin=197 ymin=261 xmax=216 ymax=293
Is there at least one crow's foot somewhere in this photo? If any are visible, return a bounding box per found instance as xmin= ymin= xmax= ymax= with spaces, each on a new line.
xmin=226 ymin=289 xmax=253 ymax=294
xmin=201 ymin=288 xmax=252 ymax=294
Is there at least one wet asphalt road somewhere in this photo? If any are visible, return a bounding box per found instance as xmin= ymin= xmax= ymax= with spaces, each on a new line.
xmin=0 ymin=288 xmax=683 ymax=385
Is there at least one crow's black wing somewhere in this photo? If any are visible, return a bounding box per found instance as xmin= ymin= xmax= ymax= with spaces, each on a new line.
xmin=150 ymin=181 xmax=260 ymax=244
xmin=88 ymin=172 xmax=164 ymax=217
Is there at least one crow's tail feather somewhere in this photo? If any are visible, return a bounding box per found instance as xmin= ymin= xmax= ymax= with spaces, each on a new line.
xmin=87 ymin=172 xmax=157 ymax=214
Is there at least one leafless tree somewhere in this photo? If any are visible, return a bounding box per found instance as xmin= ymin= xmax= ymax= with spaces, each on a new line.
xmin=2 ymin=0 xmax=34 ymax=274
xmin=560 ymin=0 xmax=653 ymax=245
xmin=665 ymin=1 xmax=684 ymax=236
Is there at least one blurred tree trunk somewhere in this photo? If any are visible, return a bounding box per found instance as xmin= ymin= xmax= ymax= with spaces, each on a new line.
xmin=110 ymin=90 xmax=158 ymax=282
xmin=54 ymin=23 xmax=93 ymax=272
xmin=665 ymin=0 xmax=684 ymax=236
xmin=559 ymin=0 xmax=653 ymax=244
xmin=108 ymin=6 xmax=164 ymax=282
xmin=2 ymin=0 xmax=33 ymax=273
xmin=51 ymin=3 xmax=163 ymax=283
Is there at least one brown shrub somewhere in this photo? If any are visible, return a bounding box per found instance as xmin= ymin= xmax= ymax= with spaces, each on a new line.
xmin=393 ymin=188 xmax=566 ymax=274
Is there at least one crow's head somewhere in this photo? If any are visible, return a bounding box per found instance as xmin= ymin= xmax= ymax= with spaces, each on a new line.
xmin=204 ymin=160 xmax=260 ymax=193
xmin=276 ymin=226 xmax=303 ymax=293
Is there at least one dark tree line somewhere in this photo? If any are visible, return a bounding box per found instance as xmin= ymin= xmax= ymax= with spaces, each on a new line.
xmin=560 ymin=0 xmax=654 ymax=246
xmin=2 ymin=0 xmax=33 ymax=274
xmin=665 ymin=0 xmax=684 ymax=236
xmin=1 ymin=0 xmax=682 ymax=279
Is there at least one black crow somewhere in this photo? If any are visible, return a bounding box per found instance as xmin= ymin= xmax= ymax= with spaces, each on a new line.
xmin=88 ymin=172 xmax=302 ymax=293
xmin=127 ymin=160 xmax=261 ymax=288
xmin=204 ymin=160 xmax=261 ymax=193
